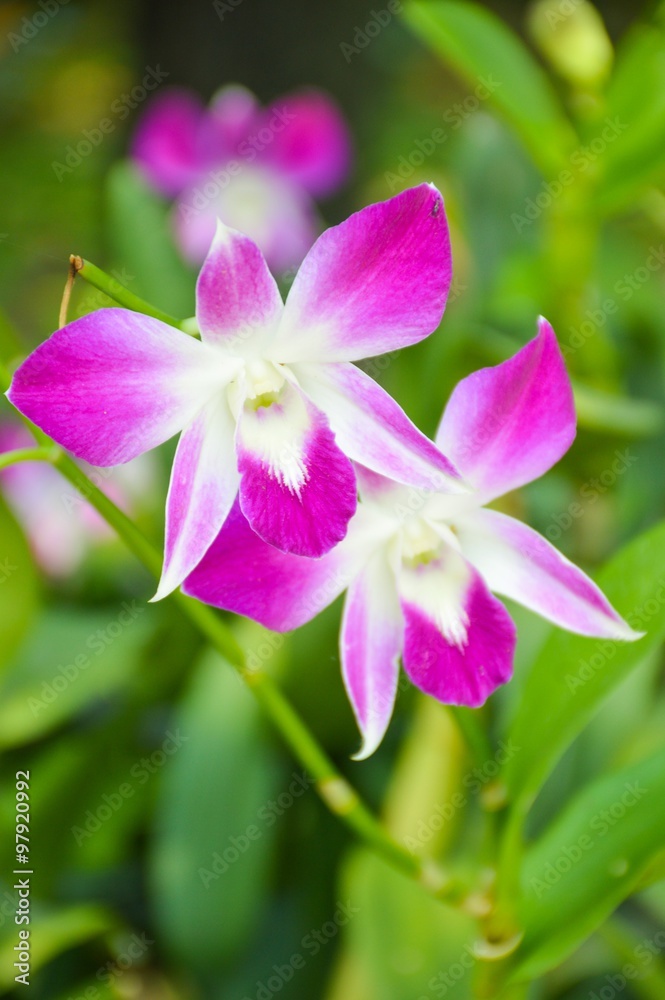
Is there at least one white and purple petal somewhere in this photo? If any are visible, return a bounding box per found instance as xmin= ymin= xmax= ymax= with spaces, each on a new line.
xmin=195 ymin=220 xmax=283 ymax=354
xmin=453 ymin=508 xmax=640 ymax=640
xmin=153 ymin=396 xmax=239 ymax=601
xmin=294 ymin=360 xmax=463 ymax=492
xmin=398 ymin=548 xmax=516 ymax=707
xmin=236 ymin=381 xmax=357 ymax=557
xmin=435 ymin=318 xmax=575 ymax=501
xmin=182 ymin=499 xmax=367 ymax=632
xmin=7 ymin=309 xmax=232 ymax=466
xmin=341 ymin=548 xmax=403 ymax=759
xmin=271 ymin=184 xmax=452 ymax=363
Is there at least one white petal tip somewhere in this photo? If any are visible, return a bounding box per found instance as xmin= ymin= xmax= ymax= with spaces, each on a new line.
xmin=595 ymin=621 xmax=645 ymax=643
xmin=623 ymin=627 xmax=646 ymax=642
xmin=350 ymin=731 xmax=384 ymax=762
xmin=150 ymin=579 xmax=179 ymax=603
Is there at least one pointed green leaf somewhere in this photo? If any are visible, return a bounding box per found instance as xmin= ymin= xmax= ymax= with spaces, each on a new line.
xmin=512 ymin=747 xmax=665 ymax=981
xmin=0 ymin=608 xmax=151 ymax=747
xmin=403 ymin=1 xmax=577 ymax=175
xmin=340 ymin=850 xmax=477 ymax=1000
xmin=503 ymin=520 xmax=665 ymax=806
xmin=149 ymin=646 xmax=285 ymax=972
xmin=595 ymin=20 xmax=665 ymax=212
xmin=0 ymin=905 xmax=115 ymax=990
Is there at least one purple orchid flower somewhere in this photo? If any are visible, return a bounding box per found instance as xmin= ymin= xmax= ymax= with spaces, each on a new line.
xmin=7 ymin=184 xmax=463 ymax=600
xmin=131 ymin=85 xmax=352 ymax=270
xmin=183 ymin=319 xmax=641 ymax=758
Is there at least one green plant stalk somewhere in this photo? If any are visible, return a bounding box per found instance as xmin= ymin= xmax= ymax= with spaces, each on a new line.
xmin=0 ymin=446 xmax=59 ymax=470
xmin=72 ymin=256 xmax=187 ymax=331
xmin=52 ymin=450 xmax=466 ymax=899
xmin=0 ymin=376 xmax=467 ymax=905
xmin=1 ymin=270 xmax=477 ymax=907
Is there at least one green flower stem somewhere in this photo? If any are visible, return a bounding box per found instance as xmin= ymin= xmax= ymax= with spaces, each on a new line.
xmin=1 ymin=311 xmax=471 ymax=905
xmin=45 ymin=446 xmax=464 ymax=905
xmin=71 ymin=256 xmax=187 ymax=331
xmin=0 ymin=445 xmax=60 ymax=470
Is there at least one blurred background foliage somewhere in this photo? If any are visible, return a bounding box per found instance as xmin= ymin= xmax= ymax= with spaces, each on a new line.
xmin=1 ymin=0 xmax=665 ymax=997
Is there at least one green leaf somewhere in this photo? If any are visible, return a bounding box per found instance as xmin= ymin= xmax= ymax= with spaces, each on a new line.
xmin=512 ymin=746 xmax=665 ymax=981
xmin=403 ymin=1 xmax=577 ymax=175
xmin=0 ymin=494 xmax=38 ymax=673
xmin=149 ymin=645 xmax=285 ymax=972
xmin=595 ymin=21 xmax=665 ymax=212
xmin=337 ymin=850 xmax=477 ymax=1000
xmin=106 ymin=161 xmax=195 ymax=317
xmin=572 ymin=380 xmax=664 ymax=438
xmin=0 ymin=607 xmax=151 ymax=747
xmin=0 ymin=904 xmax=115 ymax=990
xmin=503 ymin=520 xmax=665 ymax=807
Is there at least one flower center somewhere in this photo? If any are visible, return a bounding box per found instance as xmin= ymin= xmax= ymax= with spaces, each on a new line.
xmin=399 ymin=515 xmax=459 ymax=567
xmin=245 ymin=359 xmax=285 ymax=399
xmin=227 ymin=359 xmax=286 ymax=419
xmin=400 ymin=516 xmax=441 ymax=566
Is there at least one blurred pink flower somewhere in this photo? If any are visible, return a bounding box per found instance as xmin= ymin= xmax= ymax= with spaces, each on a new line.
xmin=0 ymin=423 xmax=156 ymax=578
xmin=131 ymin=85 xmax=352 ymax=271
